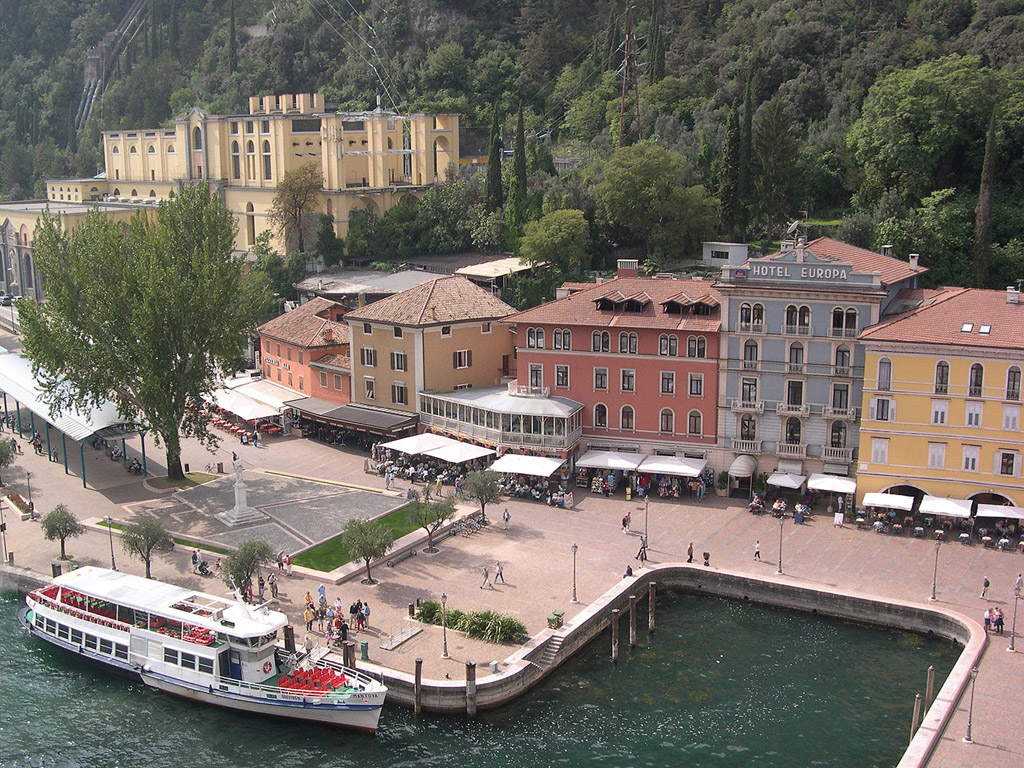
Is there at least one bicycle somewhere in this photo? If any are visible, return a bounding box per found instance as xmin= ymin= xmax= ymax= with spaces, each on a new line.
xmin=204 ymin=463 xmax=216 ymax=474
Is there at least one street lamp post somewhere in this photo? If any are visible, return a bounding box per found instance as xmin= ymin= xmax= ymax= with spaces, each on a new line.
xmin=963 ymin=666 xmax=979 ymax=743
xmin=440 ymin=592 xmax=449 ymax=659
xmin=776 ymin=513 xmax=785 ymax=575
xmin=1010 ymin=586 xmax=1021 ymax=653
xmin=25 ymin=470 xmax=33 ymax=520
xmin=0 ymin=497 xmax=7 ymax=563
xmin=571 ymin=543 xmax=579 ymax=604
xmin=644 ymin=495 xmax=649 ymax=547
xmin=107 ymin=515 xmax=117 ymax=571
xmin=930 ymin=539 xmax=940 ymax=601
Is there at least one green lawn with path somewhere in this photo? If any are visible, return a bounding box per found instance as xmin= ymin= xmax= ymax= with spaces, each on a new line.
xmin=292 ymin=503 xmax=417 ymax=571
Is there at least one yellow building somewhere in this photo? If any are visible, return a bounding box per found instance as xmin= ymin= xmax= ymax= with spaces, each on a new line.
xmin=45 ymin=92 xmax=459 ymax=253
xmin=343 ymin=276 xmax=516 ymax=414
xmin=856 ymin=286 xmax=1024 ymax=508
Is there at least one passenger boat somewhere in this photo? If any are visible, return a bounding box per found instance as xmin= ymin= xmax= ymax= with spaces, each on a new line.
xmin=19 ymin=566 xmax=387 ymax=732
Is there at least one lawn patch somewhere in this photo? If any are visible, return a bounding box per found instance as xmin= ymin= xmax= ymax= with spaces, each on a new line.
xmin=292 ymin=503 xmax=417 ymax=571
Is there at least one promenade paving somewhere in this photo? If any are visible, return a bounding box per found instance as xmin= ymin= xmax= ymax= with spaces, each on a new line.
xmin=0 ymin=361 xmax=1020 ymax=765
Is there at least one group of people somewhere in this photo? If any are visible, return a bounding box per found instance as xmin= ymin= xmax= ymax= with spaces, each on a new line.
xmin=302 ymin=591 xmax=370 ymax=647
xmin=983 ymin=606 xmax=1006 ymax=634
xmin=370 ymin=442 xmax=488 ymax=490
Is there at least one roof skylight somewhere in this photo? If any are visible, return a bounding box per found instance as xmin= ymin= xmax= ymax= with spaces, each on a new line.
xmin=960 ymin=323 xmax=973 ymax=332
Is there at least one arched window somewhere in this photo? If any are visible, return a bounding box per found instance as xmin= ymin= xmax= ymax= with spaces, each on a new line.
xmin=878 ymin=358 xmax=892 ymax=392
xmin=166 ymin=145 xmax=175 ymax=154
xmin=739 ymin=302 xmax=752 ymax=328
xmin=740 ymin=414 xmax=756 ymax=440
xmin=739 ymin=303 xmax=764 ymax=331
xmin=553 ymin=329 xmax=571 ymax=350
xmin=743 ymin=340 xmax=758 ymax=369
xmin=687 ymin=410 xmax=702 ymax=436
xmin=830 ymin=421 xmax=847 ymax=448
xmin=1007 ymin=366 xmax=1021 ymax=400
xmin=23 ymin=253 xmax=33 ymax=289
xmin=845 ymin=308 xmax=857 ymax=332
xmin=246 ymin=141 xmax=256 ymax=178
xmin=788 ymin=342 xmax=804 ymax=372
xmin=831 ymin=307 xmax=857 ymax=337
xmin=231 ymin=141 xmax=240 ymax=179
xmin=245 ymin=202 xmax=255 ymax=247
xmin=618 ymin=332 xmax=637 ymax=354
xmin=934 ymin=361 xmax=950 ymax=394
xmin=592 ymin=331 xmax=610 ymax=352
xmin=535 ymin=328 xmax=544 ymax=349
xmin=798 ymin=305 xmax=811 ymax=331
xmin=687 ymin=336 xmax=706 ymax=358
xmin=130 ymin=189 xmax=138 ymax=197
xmin=752 ymin=303 xmax=764 ymax=327
xmin=192 ymin=126 xmax=202 ymax=150
xmin=148 ymin=190 xmax=156 ymax=197
xmin=594 ymin=404 xmax=607 ymax=428
xmin=113 ymin=188 xmax=120 ymax=196
xmin=147 ymin=145 xmax=155 ymax=154
xmin=786 ymin=304 xmax=798 ymax=329
xmin=659 ymin=334 xmax=673 ymax=356
xmin=621 ymin=405 xmax=634 ymax=430
xmin=835 ymin=345 xmax=850 ymax=374
xmin=262 ymin=140 xmax=272 ymax=179
xmin=785 ymin=417 xmax=802 ymax=444
xmin=112 ymin=146 xmax=119 ymax=154
xmin=129 ymin=145 xmax=137 ymax=154
xmin=659 ymin=408 xmax=674 ymax=433
xmin=969 ymin=363 xmax=984 ymax=397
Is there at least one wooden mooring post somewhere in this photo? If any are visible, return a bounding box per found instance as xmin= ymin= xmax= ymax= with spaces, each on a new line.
xmin=648 ymin=581 xmax=657 ymax=632
xmin=611 ymin=608 xmax=620 ymax=663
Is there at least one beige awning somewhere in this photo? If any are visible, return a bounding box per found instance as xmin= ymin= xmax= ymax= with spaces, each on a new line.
xmin=729 ymin=454 xmax=757 ymax=478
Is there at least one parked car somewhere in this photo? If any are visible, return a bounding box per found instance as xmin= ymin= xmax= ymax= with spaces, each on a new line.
xmin=0 ymin=293 xmax=11 ymax=306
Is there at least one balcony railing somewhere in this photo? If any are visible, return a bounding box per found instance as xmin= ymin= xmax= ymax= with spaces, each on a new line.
xmin=738 ymin=322 xmax=765 ymax=334
xmin=969 ymin=386 xmax=983 ymax=397
xmin=1008 ymin=389 xmax=1021 ymax=401
xmin=732 ymin=439 xmax=761 ymax=453
xmin=829 ymin=327 xmax=858 ymax=339
xmin=824 ymin=406 xmax=857 ymax=420
xmin=784 ymin=325 xmax=811 ymax=336
xmin=822 ymin=446 xmax=854 ymax=462
xmin=776 ymin=402 xmax=810 ymax=416
xmin=507 ymin=381 xmax=550 ymax=397
xmin=832 ymin=365 xmax=851 ymax=377
xmin=742 ymin=359 xmax=759 ymax=370
xmin=776 ymin=442 xmax=807 ymax=458
xmin=730 ymin=398 xmax=764 ymax=414
xmin=788 ymin=362 xmax=804 ymax=373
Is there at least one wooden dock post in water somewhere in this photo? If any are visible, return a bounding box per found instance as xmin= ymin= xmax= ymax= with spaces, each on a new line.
xmin=911 ymin=693 xmax=922 ymax=742
xmin=629 ymin=595 xmax=637 ymax=647
xmin=611 ymin=609 xmax=620 ymax=663
xmin=465 ymin=661 xmax=477 ymax=717
xmin=648 ymin=581 xmax=657 ymax=633
xmin=414 ymin=658 xmax=423 ymax=715
xmin=925 ymin=665 xmax=935 ymax=709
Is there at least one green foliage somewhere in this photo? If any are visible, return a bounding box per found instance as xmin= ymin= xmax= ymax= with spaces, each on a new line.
xmin=121 ymin=517 xmax=174 ymax=578
xmin=338 ymin=517 xmax=395 ymax=584
xmin=315 ymin=213 xmax=345 ymax=268
xmin=415 ymin=600 xmax=527 ymax=644
xmin=222 ymin=539 xmax=273 ymax=593
xmin=752 ymin=97 xmax=802 ymax=238
xmin=250 ymin=231 xmax=305 ymax=305
xmin=291 ymin=503 xmax=419 ymax=571
xmin=716 ymin=471 xmax=729 ymax=491
xmin=0 ymin=437 xmax=16 ymax=486
xmin=269 ymin=162 xmax=323 ymax=254
xmin=408 ymin=494 xmax=457 ymax=552
xmin=20 ymin=183 xmax=272 ymax=480
xmin=485 ymin=103 xmax=503 ymax=212
xmin=41 ymin=504 xmax=84 ymax=560
xmin=519 ymin=209 xmax=590 ymax=279
xmin=461 ymin=470 xmax=503 ymax=520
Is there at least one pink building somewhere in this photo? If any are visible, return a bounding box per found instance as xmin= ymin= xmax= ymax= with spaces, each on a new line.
xmin=504 ymin=263 xmax=721 ymax=459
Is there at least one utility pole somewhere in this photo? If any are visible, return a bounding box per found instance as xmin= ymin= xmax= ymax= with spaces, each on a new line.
xmin=616 ymin=5 xmax=644 ymax=148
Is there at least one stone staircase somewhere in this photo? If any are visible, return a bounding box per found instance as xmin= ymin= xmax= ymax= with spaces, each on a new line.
xmin=538 ymin=635 xmax=564 ymax=668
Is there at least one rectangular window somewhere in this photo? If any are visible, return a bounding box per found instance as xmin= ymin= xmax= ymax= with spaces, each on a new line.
xmin=360 ymin=347 xmax=377 ymax=367
xmin=298 ymin=351 xmax=303 ymax=365
xmin=276 ymin=368 xmax=281 ymax=382
xmin=84 ymin=634 xmax=98 ymax=651
xmin=928 ymin=443 xmax=945 ymax=469
xmin=363 ymin=323 xmax=372 ymax=335
xmin=689 ymin=373 xmax=703 ymax=397
xmin=180 ymin=652 xmax=196 ymax=670
xmin=287 ymin=372 xmax=293 ymax=387
xmin=394 ymin=326 xmax=403 ymax=339
xmin=871 ymin=438 xmax=889 ymax=464
xmin=871 ymin=398 xmax=895 ymax=422
xmin=114 ymin=644 xmax=128 ymax=661
xmin=70 ymin=629 xmax=83 ymax=645
xmin=878 ymin=359 xmax=892 ymax=391
xmin=529 ymin=364 xmax=543 ymax=388
xmin=276 ymin=343 xmax=281 ymax=357
xmin=454 ymin=350 xmax=471 ymax=369
xmin=786 ymin=380 xmax=803 ymax=406
xmin=286 ymin=347 xmax=292 ymax=361
xmin=966 ymin=401 xmax=983 ymax=427
xmin=1003 ymin=405 xmax=1020 ymax=431
xmin=932 ymin=400 xmax=948 ymax=425
xmin=319 ymin=371 xmax=328 ymax=388
xmin=198 ymin=657 xmax=214 ymax=675
xmin=333 ymin=374 xmax=343 ymax=391
xmin=594 ymin=367 xmax=608 ymax=391
xmin=364 ymin=378 xmax=375 ymax=400
xmin=832 ymin=384 xmax=849 ymax=410
xmin=621 ymin=369 xmax=635 ymax=393
xmin=1000 ymin=452 xmax=1016 ymax=476
xmin=164 ymin=648 xmax=179 ymax=664
xmin=391 ymin=351 xmax=407 ymax=371
xmin=661 ymin=371 xmax=675 ymax=395
xmin=555 ymin=365 xmax=569 ymax=388
xmin=481 ymin=322 xmax=491 ymax=334
xmin=298 ymin=375 xmax=304 ymax=392
xmin=99 ymin=639 xmax=113 ymax=655
xmin=441 ymin=326 xmax=452 ymax=337
xmin=391 ymin=382 xmax=408 ymax=405
xmin=962 ymin=445 xmax=980 ymax=471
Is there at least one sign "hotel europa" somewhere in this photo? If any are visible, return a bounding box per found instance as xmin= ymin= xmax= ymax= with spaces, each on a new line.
xmin=748 ymin=263 xmax=849 ymax=281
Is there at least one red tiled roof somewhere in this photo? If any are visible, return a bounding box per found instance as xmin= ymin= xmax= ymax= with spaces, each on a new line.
xmin=343 ymin=275 xmax=515 ymax=326
xmin=311 ymin=353 xmax=351 ymax=370
xmin=257 ymin=297 xmax=350 ymax=348
xmin=860 ymin=287 xmax=1024 ymax=349
xmin=504 ymin=277 xmax=721 ymax=331
xmin=763 ymin=237 xmax=925 ymax=286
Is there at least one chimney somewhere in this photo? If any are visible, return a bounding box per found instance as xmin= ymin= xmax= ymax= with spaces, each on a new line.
xmin=1007 ymin=286 xmax=1021 ymax=305
xmin=908 ymin=253 xmax=919 ymax=270
xmin=323 ymin=327 xmax=334 ymax=342
xmin=880 ymin=244 xmax=894 ymax=257
xmin=617 ymin=259 xmax=639 ymax=278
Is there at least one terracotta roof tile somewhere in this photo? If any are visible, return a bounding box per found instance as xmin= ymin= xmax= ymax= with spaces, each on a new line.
xmin=311 ymin=353 xmax=351 ymax=370
xmin=257 ymin=297 xmax=351 ymax=348
xmin=860 ymin=287 xmax=1024 ymax=349
xmin=764 ymin=237 xmax=925 ymax=286
xmin=504 ymin=277 xmax=721 ymax=331
xmin=343 ymin=275 xmax=515 ymax=326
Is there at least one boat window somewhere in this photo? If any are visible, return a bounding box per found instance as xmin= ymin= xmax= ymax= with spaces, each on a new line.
xmin=85 ymin=634 xmax=98 ymax=650
xmin=70 ymin=629 xmax=83 ymax=645
xmin=198 ymin=657 xmax=215 ymax=674
xmin=99 ymin=638 xmax=113 ymax=655
xmin=181 ymin=652 xmax=197 ymax=670
xmin=57 ymin=624 xmax=71 ymax=640
xmin=114 ymin=644 xmax=129 ymax=660
xmin=45 ymin=618 xmax=56 ymax=634
xmin=164 ymin=648 xmax=179 ymax=664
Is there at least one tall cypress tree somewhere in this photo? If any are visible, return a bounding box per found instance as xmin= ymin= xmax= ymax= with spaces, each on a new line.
xmin=513 ymin=103 xmax=527 ymax=210
xmin=972 ymin=103 xmax=998 ymax=288
xmin=229 ymin=0 xmax=238 ymax=74
xmin=717 ymin=106 xmax=740 ymax=240
xmin=169 ymin=1 xmax=180 ymax=55
xmin=485 ymin=102 xmax=503 ymax=212
xmin=736 ymin=77 xmax=754 ymax=240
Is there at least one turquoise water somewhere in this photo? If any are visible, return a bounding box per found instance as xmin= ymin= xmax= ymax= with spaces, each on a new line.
xmin=0 ymin=590 xmax=958 ymax=767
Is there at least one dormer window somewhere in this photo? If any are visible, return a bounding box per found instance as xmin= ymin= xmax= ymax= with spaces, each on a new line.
xmin=595 ymin=297 xmax=616 ymax=311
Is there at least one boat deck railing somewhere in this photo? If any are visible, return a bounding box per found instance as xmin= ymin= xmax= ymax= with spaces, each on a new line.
xmin=29 ymin=590 xmax=132 ymax=632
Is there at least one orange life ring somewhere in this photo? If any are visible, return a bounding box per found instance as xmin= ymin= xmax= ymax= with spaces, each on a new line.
xmin=263 ymin=660 xmax=273 ymax=674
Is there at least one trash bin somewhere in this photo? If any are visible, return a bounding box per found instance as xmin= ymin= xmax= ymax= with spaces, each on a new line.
xmin=217 ymin=462 xmax=224 ymax=474
xmin=51 ymin=563 xmax=62 ymax=577
xmin=360 ymin=640 xmax=369 ymax=661
xmin=489 ymin=661 xmax=499 ymax=674
xmin=794 ymin=509 xmax=804 ymax=525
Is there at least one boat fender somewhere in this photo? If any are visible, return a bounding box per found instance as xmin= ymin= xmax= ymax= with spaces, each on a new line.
xmin=263 ymin=660 xmax=273 ymax=674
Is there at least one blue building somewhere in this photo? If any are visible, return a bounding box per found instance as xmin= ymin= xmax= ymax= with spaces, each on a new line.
xmin=714 ymin=237 xmax=925 ymax=487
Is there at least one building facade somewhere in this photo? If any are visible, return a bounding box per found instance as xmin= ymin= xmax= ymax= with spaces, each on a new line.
xmin=856 ymin=286 xmax=1024 ymax=507
xmin=715 ymin=237 xmax=925 ymax=479
xmin=343 ymin=276 xmax=516 ymax=414
xmin=505 ymin=262 xmax=721 ymax=460
xmin=47 ymin=92 xmax=459 ymax=253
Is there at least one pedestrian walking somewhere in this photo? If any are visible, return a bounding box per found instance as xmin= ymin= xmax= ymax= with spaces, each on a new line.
xmin=355 ymin=600 xmax=365 ymax=631
xmin=703 ymin=551 xmax=711 ymax=567
xmin=304 ymin=605 xmax=314 ymax=632
xmin=495 ymin=561 xmax=505 ymax=584
xmin=622 ymin=512 xmax=631 ymax=533
xmin=268 ymin=573 xmax=278 ymax=598
xmin=984 ymin=607 xmax=992 ymax=633
xmin=277 ymin=550 xmax=284 ymax=570
xmin=754 ymin=540 xmax=761 ymax=561
xmin=285 ymin=554 xmax=293 ymax=576
xmin=686 ymin=542 xmax=694 ymax=563
xmin=480 ymin=565 xmax=492 ymax=589
xmin=349 ymin=602 xmax=359 ymax=629
xmin=635 ymin=536 xmax=648 ymax=564
xmin=503 ymin=508 xmax=511 ymax=529
xmin=316 ymin=607 xmax=325 ymax=632
xmin=1016 ymin=573 xmax=1022 ymax=594
xmin=981 ymin=576 xmax=990 ymax=599
xmin=424 ymin=484 xmax=432 ymax=502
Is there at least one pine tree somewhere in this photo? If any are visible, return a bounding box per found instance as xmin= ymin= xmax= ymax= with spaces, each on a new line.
xmin=972 ymin=103 xmax=998 ymax=288
xmin=169 ymin=1 xmax=180 ymax=55
xmin=513 ymin=104 xmax=528 ymax=210
xmin=485 ymin=102 xmax=503 ymax=212
xmin=229 ymin=0 xmax=238 ymax=74
xmin=717 ymin=106 xmax=741 ymax=240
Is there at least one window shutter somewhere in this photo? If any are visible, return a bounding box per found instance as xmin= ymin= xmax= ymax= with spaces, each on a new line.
xmin=993 ymin=452 xmax=1002 ymax=476
xmin=467 ymin=350 xmax=473 ymax=367
xmin=1015 ymin=454 xmax=1022 ymax=477
xmin=453 ymin=352 xmax=458 ymax=369
xmin=868 ymin=399 xmax=876 ymax=420
xmin=889 ymin=399 xmax=896 ymax=422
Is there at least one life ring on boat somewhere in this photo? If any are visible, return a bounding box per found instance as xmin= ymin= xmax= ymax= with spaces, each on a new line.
xmin=263 ymin=660 xmax=273 ymax=674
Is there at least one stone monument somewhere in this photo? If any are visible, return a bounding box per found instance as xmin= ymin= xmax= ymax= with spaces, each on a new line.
xmin=215 ymin=455 xmax=268 ymax=526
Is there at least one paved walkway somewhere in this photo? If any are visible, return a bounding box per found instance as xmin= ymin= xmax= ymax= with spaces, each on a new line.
xmin=1 ymin=382 xmax=1021 ymax=765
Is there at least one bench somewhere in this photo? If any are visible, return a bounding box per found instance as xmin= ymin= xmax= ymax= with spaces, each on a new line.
xmin=386 ymin=548 xmax=416 ymax=568
xmin=547 ymin=610 xmax=565 ymax=629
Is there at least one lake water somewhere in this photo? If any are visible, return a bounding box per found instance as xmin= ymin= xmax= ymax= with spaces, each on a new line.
xmin=0 ymin=589 xmax=958 ymax=767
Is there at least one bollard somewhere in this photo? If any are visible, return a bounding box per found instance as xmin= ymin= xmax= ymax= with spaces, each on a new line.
xmin=648 ymin=581 xmax=657 ymax=633
xmin=414 ymin=658 xmax=423 ymax=715
xmin=925 ymin=666 xmax=935 ymax=710
xmin=7 ymin=551 xmax=12 ymax=565
xmin=360 ymin=640 xmax=369 ymax=661
xmin=611 ymin=608 xmax=620 ymax=663
xmin=911 ymin=693 xmax=922 ymax=742
xmin=629 ymin=595 xmax=637 ymax=647
xmin=465 ymin=661 xmax=477 ymax=717
xmin=408 ymin=602 xmax=415 ymax=618
xmin=283 ymin=625 xmax=296 ymax=654
xmin=343 ymin=640 xmax=356 ymax=669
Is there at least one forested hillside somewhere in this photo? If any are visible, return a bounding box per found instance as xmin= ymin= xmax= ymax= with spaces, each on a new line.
xmin=2 ymin=0 xmax=1024 ymax=296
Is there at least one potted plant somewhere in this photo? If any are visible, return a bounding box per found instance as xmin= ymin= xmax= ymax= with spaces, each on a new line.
xmin=715 ymin=471 xmax=729 ymax=497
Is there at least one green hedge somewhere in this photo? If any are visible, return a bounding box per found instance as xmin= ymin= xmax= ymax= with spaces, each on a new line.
xmin=415 ymin=600 xmax=527 ymax=645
